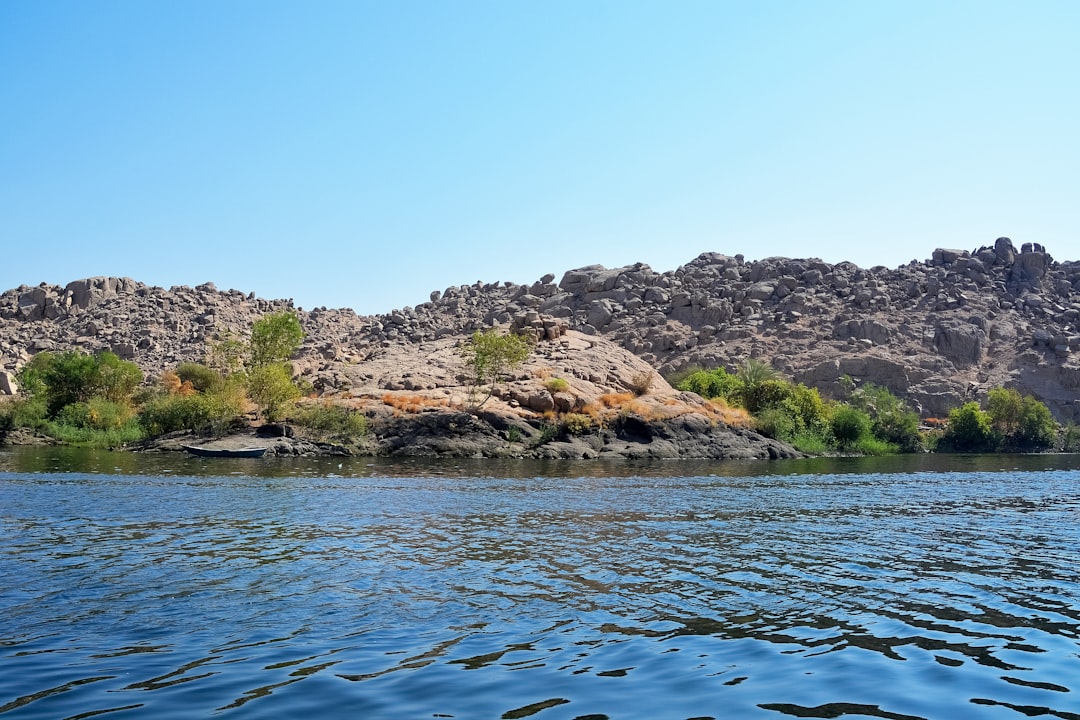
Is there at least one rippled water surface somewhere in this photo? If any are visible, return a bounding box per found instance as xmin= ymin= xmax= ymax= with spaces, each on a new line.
xmin=2 ymin=449 xmax=1080 ymax=719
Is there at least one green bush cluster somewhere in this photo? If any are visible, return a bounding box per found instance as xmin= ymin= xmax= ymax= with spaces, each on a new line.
xmin=137 ymin=385 xmax=245 ymax=437
xmin=3 ymin=311 xmax=311 ymax=446
xmin=10 ymin=350 xmax=146 ymax=448
xmin=287 ymin=403 xmax=368 ymax=442
xmin=673 ymin=360 xmax=1061 ymax=456
xmin=937 ymin=389 xmax=1057 ymax=452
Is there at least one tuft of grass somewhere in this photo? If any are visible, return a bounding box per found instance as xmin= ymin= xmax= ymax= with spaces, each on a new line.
xmin=790 ymin=431 xmax=830 ymax=455
xmin=853 ymin=436 xmax=899 ymax=456
xmin=43 ymin=421 xmax=146 ymax=449
xmin=598 ymin=392 xmax=635 ymax=408
xmin=381 ymin=393 xmax=449 ymax=414
xmin=545 ymin=377 xmax=570 ymax=394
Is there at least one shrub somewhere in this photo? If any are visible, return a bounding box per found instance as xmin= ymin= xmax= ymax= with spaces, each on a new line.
xmin=849 ymin=383 xmax=922 ymax=452
xmin=561 ymin=413 xmax=594 ymax=435
xmin=790 ymin=431 xmax=830 ymax=455
xmin=755 ymin=407 xmax=796 ymax=441
xmin=57 ymin=398 xmax=135 ymax=431
xmin=175 ymin=362 xmax=222 ymax=393
xmin=1015 ymin=395 xmax=1056 ymax=450
xmin=545 ymin=377 xmax=570 ymax=393
xmin=737 ymin=359 xmax=779 ymax=410
xmin=17 ymin=350 xmax=142 ymax=417
xmin=1062 ymin=422 xmax=1080 ymax=452
xmin=853 ymin=436 xmax=899 ymax=456
xmin=288 ymin=402 xmax=368 ymax=441
xmin=941 ymin=402 xmax=997 ymax=452
xmin=676 ymin=368 xmax=740 ymax=403
xmin=42 ymin=420 xmax=145 ymax=448
xmin=742 ymin=377 xmax=790 ymax=414
xmin=138 ymin=388 xmax=245 ymax=437
xmin=988 ymin=387 xmax=1057 ymax=450
xmin=628 ymin=370 xmax=655 ymax=396
xmin=247 ymin=363 xmax=302 ymax=422
xmin=830 ymin=405 xmax=872 ymax=448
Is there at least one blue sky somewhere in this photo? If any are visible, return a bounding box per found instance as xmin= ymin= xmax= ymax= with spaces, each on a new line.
xmin=2 ymin=1 xmax=1078 ymax=315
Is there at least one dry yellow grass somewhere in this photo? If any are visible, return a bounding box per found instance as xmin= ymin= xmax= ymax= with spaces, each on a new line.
xmin=381 ymin=393 xmax=450 ymax=414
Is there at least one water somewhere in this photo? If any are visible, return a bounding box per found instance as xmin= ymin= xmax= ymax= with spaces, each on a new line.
xmin=2 ymin=448 xmax=1079 ymax=719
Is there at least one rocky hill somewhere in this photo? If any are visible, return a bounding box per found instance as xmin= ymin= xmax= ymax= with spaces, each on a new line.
xmin=2 ymin=237 xmax=1079 ymax=424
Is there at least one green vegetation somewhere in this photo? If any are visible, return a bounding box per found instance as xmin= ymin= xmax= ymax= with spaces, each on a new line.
xmin=2 ymin=350 xmax=146 ymax=448
xmin=287 ymin=402 xmax=368 ymax=443
xmin=460 ymin=329 xmax=533 ymax=410
xmin=673 ymin=359 xmax=1062 ymax=457
xmin=545 ymin=377 xmax=570 ymax=393
xmin=0 ymin=311 xmax=312 ymax=447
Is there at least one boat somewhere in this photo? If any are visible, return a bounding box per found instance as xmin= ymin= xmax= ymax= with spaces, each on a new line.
xmin=183 ymin=445 xmax=268 ymax=458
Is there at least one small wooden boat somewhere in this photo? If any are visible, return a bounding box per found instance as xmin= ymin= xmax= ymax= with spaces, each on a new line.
xmin=183 ymin=445 xmax=268 ymax=458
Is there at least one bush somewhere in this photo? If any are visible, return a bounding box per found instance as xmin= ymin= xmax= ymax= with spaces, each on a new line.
xmin=1062 ymin=422 xmax=1080 ymax=452
xmin=561 ymin=413 xmax=594 ymax=435
xmin=941 ymin=402 xmax=997 ymax=452
xmin=676 ymin=368 xmax=741 ymax=403
xmin=57 ymin=398 xmax=135 ymax=431
xmin=138 ymin=387 xmax=245 ymax=437
xmin=790 ymin=430 xmax=830 ymax=455
xmin=737 ymin=359 xmax=779 ymax=411
xmin=42 ymin=420 xmax=145 ymax=448
xmin=988 ymin=387 xmax=1057 ymax=450
xmin=849 ymin=383 xmax=922 ymax=452
xmin=743 ymin=378 xmax=791 ymax=414
xmin=17 ymin=350 xmax=142 ymax=417
xmin=629 ymin=370 xmax=655 ymax=396
xmin=288 ymin=403 xmax=368 ymax=441
xmin=247 ymin=363 xmax=302 ymax=422
xmin=1016 ymin=395 xmax=1056 ymax=450
xmin=755 ymin=407 xmax=796 ymax=441
xmin=175 ymin=362 xmax=223 ymax=393
xmin=831 ymin=405 xmax=872 ymax=448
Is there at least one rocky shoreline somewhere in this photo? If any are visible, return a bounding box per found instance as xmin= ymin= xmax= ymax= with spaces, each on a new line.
xmin=2 ymin=238 xmax=1079 ymax=459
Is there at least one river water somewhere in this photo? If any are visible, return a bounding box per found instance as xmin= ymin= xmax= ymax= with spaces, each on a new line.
xmin=1 ymin=448 xmax=1079 ymax=719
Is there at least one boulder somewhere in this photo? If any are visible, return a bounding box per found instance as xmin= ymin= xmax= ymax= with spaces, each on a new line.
xmin=934 ymin=322 xmax=985 ymax=366
xmin=0 ymin=370 xmax=16 ymax=395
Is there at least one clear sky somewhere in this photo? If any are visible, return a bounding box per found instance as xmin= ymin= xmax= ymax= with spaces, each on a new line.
xmin=2 ymin=1 xmax=1078 ymax=315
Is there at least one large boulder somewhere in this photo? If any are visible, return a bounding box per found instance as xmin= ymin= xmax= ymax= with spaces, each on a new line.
xmin=934 ymin=322 xmax=986 ymax=366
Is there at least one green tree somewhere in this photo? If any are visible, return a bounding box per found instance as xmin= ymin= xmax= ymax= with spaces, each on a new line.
xmin=850 ymin=383 xmax=922 ymax=452
xmin=94 ymin=351 xmax=143 ymax=404
xmin=987 ymin=387 xmax=1023 ymax=439
xmin=247 ymin=363 xmax=302 ymax=422
xmin=249 ymin=311 xmax=305 ymax=369
xmin=460 ymin=329 xmax=532 ymax=410
xmin=987 ymin=387 xmax=1056 ymax=451
xmin=942 ymin=402 xmax=997 ymax=452
xmin=1016 ymin=395 xmax=1056 ymax=450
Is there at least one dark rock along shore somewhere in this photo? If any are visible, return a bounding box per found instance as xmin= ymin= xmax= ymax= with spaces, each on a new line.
xmin=2 ymin=238 xmax=1078 ymax=458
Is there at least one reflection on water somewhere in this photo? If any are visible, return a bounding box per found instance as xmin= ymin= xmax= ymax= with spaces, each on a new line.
xmin=1 ymin=449 xmax=1079 ymax=718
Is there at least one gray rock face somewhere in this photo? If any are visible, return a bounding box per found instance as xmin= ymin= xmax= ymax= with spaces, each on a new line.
xmin=4 ymin=237 xmax=1080 ymax=427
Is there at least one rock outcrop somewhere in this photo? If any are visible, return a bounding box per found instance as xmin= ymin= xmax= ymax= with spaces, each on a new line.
xmin=3 ymin=238 xmax=1080 ymax=428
